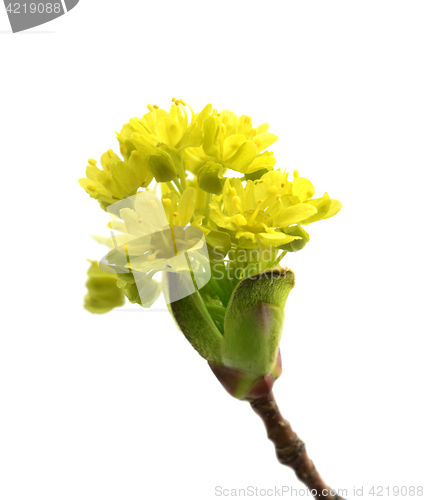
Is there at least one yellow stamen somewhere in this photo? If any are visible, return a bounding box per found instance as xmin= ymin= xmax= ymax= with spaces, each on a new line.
xmin=258 ymin=199 xmax=262 ymax=204
xmin=258 ymin=180 xmax=264 ymax=184
xmin=232 ymin=196 xmax=241 ymax=205
xmin=281 ymin=183 xmax=285 ymax=188
xmin=179 ymin=98 xmax=186 ymax=106
xmin=253 ymin=138 xmax=262 ymax=147
xmin=276 ymin=195 xmax=281 ymax=201
xmin=250 ymin=128 xmax=257 ymax=137
xmin=175 ymin=100 xmax=180 ymax=106
xmin=244 ymin=116 xmax=251 ymax=124
xmin=147 ymin=104 xmax=154 ymax=112
xmin=120 ymin=144 xmax=127 ymax=155
xmin=268 ymin=186 xmax=278 ymax=194
xmin=222 ymin=114 xmax=229 ymax=125
xmin=107 ymin=149 xmax=114 ymax=158
xmin=138 ymin=218 xmax=143 ymax=224
xmin=293 ymin=170 xmax=299 ymax=179
xmin=187 ymin=103 xmax=195 ymax=123
xmin=230 ymin=188 xmax=237 ymax=196
xmin=172 ymin=97 xmax=176 ymax=102
xmin=87 ymin=183 xmax=96 ymax=191
xmin=173 ymin=212 xmax=178 ymax=217
xmin=220 ymin=124 xmax=226 ymax=133
xmin=153 ymin=104 xmax=159 ymax=109
xmin=162 ymin=198 xmax=172 ymax=206
xmin=88 ymin=158 xmax=97 ymax=166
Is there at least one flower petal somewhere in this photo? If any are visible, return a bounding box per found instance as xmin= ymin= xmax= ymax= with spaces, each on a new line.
xmin=273 ymin=204 xmax=318 ymax=227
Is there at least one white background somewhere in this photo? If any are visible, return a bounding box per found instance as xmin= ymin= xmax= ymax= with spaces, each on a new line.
xmin=1 ymin=2 xmax=424 ymax=499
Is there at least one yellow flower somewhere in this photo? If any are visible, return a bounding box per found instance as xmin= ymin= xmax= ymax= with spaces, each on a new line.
xmin=79 ymin=150 xmax=152 ymax=211
xmin=93 ymin=190 xmax=210 ymax=308
xmin=117 ymin=100 xmax=277 ymax=177
xmin=160 ymin=186 xmax=200 ymax=229
xmin=182 ymin=108 xmax=278 ymax=176
xmin=209 ymin=170 xmax=342 ymax=250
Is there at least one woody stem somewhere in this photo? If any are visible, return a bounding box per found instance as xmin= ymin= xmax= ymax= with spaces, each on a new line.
xmin=249 ymin=391 xmax=346 ymax=500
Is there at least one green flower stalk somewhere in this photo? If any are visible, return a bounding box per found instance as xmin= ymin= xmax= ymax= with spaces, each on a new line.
xmin=80 ymin=99 xmax=345 ymax=499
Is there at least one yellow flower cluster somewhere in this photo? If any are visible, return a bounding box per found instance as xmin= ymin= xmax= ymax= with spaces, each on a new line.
xmin=80 ymin=99 xmax=342 ymax=308
xmin=79 ymin=99 xmax=278 ymax=210
xmin=210 ymin=170 xmax=341 ymax=250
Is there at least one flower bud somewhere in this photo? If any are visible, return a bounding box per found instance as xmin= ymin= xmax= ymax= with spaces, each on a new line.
xmin=147 ymin=152 xmax=177 ymax=182
xmin=197 ymin=161 xmax=225 ymax=194
xmin=165 ymin=268 xmax=295 ymax=400
xmin=279 ymin=226 xmax=310 ymax=252
xmin=84 ymin=260 xmax=125 ymax=314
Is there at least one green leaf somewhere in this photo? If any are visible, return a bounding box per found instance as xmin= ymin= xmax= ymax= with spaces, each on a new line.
xmin=164 ymin=272 xmax=223 ymax=364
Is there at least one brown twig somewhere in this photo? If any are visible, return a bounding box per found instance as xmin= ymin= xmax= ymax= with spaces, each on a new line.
xmin=250 ymin=391 xmax=346 ymax=500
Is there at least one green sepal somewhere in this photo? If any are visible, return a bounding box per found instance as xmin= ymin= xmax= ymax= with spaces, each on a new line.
xmin=243 ymin=168 xmax=269 ymax=182
xmin=279 ymin=226 xmax=310 ymax=252
xmin=84 ymin=260 xmax=125 ymax=314
xmin=221 ymin=268 xmax=295 ymax=377
xmin=222 ymin=301 xmax=284 ymax=376
xmin=164 ymin=272 xmax=223 ymax=364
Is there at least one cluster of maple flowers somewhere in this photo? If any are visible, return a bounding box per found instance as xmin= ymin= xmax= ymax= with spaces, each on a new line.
xmin=80 ymin=99 xmax=341 ymax=318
